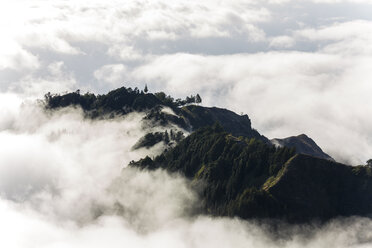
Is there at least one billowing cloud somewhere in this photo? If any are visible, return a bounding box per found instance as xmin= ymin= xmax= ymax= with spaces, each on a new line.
xmin=6 ymin=61 xmax=77 ymax=98
xmin=0 ymin=96 xmax=371 ymax=247
xmin=0 ymin=0 xmax=270 ymax=64
xmin=94 ymin=64 xmax=129 ymax=87
xmin=296 ymin=20 xmax=372 ymax=56
xmin=0 ymin=40 xmax=39 ymax=71
xmin=1 ymin=1 xmax=372 ymax=245
xmin=269 ymin=36 xmax=296 ymax=48
xmin=128 ymin=49 xmax=372 ymax=164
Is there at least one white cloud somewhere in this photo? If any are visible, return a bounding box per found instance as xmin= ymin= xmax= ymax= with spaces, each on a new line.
xmin=128 ymin=51 xmax=372 ymax=164
xmin=94 ymin=64 xmax=129 ymax=86
xmin=0 ymin=0 xmax=271 ymax=66
xmin=107 ymin=45 xmax=144 ymax=61
xmin=269 ymin=35 xmax=296 ymax=48
xmin=0 ymin=99 xmax=372 ymax=247
xmin=311 ymin=0 xmax=372 ymax=3
xmin=8 ymin=61 xmax=77 ymax=97
xmin=0 ymin=39 xmax=40 ymax=71
xmin=296 ymin=20 xmax=372 ymax=56
xmin=263 ymin=0 xmax=372 ymax=3
xmin=1 ymin=0 xmax=372 ymax=246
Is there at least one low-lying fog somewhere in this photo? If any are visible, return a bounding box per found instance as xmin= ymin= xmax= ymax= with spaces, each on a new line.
xmin=0 ymin=94 xmax=371 ymax=248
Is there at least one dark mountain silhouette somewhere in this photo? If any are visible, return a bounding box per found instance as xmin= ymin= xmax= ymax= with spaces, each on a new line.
xmin=271 ymin=134 xmax=334 ymax=161
xmin=131 ymin=125 xmax=372 ymax=222
xmin=44 ymin=87 xmax=267 ymax=141
xmin=179 ymin=105 xmax=268 ymax=142
xmin=43 ymin=86 xmax=372 ymax=222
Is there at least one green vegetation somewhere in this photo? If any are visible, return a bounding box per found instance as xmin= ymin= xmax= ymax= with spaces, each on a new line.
xmin=43 ymin=86 xmax=372 ymax=223
xmin=44 ymin=86 xmax=202 ymax=117
xmin=367 ymin=159 xmax=372 ymax=167
xmin=130 ymin=124 xmax=372 ymax=222
xmin=130 ymin=123 xmax=296 ymax=219
xmin=44 ymin=86 xmax=268 ymax=141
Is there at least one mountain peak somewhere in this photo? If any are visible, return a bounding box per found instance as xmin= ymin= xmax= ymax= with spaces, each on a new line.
xmin=271 ymin=134 xmax=334 ymax=161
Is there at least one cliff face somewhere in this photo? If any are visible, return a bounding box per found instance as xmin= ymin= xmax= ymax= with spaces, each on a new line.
xmin=271 ymin=134 xmax=334 ymax=161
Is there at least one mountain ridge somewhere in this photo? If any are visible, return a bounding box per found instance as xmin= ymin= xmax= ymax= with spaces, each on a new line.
xmin=130 ymin=125 xmax=372 ymax=222
xmin=42 ymin=86 xmax=372 ymax=222
xmin=44 ymin=87 xmax=328 ymax=158
xmin=271 ymin=134 xmax=334 ymax=161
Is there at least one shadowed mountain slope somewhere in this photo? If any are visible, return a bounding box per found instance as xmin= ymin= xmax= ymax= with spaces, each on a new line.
xmin=131 ymin=125 xmax=372 ymax=222
xmin=43 ymin=87 xmax=372 ymax=222
xmin=179 ymin=105 xmax=268 ymax=142
xmin=44 ymin=87 xmax=268 ymax=142
xmin=271 ymin=134 xmax=334 ymax=161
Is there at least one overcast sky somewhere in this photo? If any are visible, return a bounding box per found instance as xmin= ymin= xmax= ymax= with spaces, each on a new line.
xmin=1 ymin=0 xmax=372 ymax=164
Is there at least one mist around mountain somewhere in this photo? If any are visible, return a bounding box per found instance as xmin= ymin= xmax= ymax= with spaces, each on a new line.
xmin=131 ymin=125 xmax=372 ymax=223
xmin=43 ymin=86 xmax=266 ymax=140
xmin=44 ymin=86 xmax=372 ymax=223
xmin=2 ymin=0 xmax=372 ymax=246
xmin=44 ymin=86 xmax=334 ymax=160
xmin=1 ymin=87 xmax=372 ymax=247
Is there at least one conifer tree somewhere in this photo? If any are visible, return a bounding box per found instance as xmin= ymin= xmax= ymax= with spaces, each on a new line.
xmin=196 ymin=94 xmax=202 ymax=104
xmin=367 ymin=159 xmax=372 ymax=167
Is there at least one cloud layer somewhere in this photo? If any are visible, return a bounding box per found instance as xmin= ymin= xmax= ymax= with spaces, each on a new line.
xmin=0 ymin=97 xmax=371 ymax=247
xmin=1 ymin=1 xmax=372 ymax=246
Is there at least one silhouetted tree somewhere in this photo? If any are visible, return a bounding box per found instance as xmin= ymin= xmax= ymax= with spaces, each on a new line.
xmin=367 ymin=159 xmax=372 ymax=167
xmin=155 ymin=92 xmax=166 ymax=101
xmin=196 ymin=94 xmax=202 ymax=104
xmin=144 ymin=84 xmax=148 ymax=93
xmin=44 ymin=92 xmax=52 ymax=102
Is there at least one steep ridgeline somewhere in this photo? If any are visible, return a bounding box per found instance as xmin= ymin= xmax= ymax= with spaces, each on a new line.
xmin=130 ymin=124 xmax=372 ymax=222
xmin=44 ymin=87 xmax=337 ymax=159
xmin=44 ymin=87 xmax=168 ymax=115
xmin=179 ymin=105 xmax=268 ymax=142
xmin=44 ymin=87 xmax=268 ymax=142
xmin=271 ymin=134 xmax=334 ymax=161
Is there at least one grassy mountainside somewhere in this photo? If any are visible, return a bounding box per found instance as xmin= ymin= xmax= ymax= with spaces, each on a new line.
xmin=130 ymin=124 xmax=372 ymax=222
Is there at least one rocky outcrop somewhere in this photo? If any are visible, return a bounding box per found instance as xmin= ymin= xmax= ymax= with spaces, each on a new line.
xmin=271 ymin=134 xmax=334 ymax=161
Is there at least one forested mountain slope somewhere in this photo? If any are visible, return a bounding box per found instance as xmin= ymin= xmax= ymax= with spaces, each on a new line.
xmin=131 ymin=124 xmax=372 ymax=222
xmin=43 ymin=87 xmax=372 ymax=222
